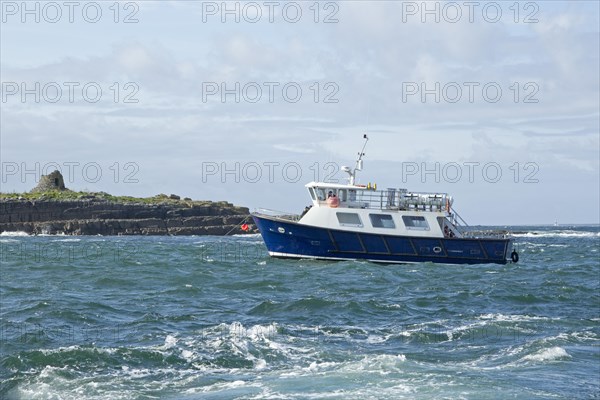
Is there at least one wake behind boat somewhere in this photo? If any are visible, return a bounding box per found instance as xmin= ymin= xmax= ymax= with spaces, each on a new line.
xmin=252 ymin=135 xmax=518 ymax=265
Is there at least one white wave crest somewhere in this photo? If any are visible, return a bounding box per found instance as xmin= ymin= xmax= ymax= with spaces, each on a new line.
xmin=512 ymin=231 xmax=599 ymax=238
xmin=522 ymin=346 xmax=570 ymax=362
xmin=477 ymin=313 xmax=553 ymax=322
xmin=0 ymin=231 xmax=29 ymax=236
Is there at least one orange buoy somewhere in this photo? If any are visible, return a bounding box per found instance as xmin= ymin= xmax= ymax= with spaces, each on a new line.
xmin=241 ymin=223 xmax=249 ymax=231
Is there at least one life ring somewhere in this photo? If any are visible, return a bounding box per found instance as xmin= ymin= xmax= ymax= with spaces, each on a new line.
xmin=510 ymin=250 xmax=519 ymax=263
xmin=327 ymin=196 xmax=339 ymax=208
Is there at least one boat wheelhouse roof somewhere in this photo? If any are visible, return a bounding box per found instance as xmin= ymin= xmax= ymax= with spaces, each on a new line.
xmin=304 ymin=181 xmax=372 ymax=190
xmin=305 ymin=181 xmax=451 ymax=200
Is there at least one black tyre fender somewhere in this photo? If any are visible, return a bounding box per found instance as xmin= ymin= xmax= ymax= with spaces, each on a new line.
xmin=511 ymin=250 xmax=519 ymax=263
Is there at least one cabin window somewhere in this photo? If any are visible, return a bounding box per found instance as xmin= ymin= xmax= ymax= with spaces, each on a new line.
xmin=336 ymin=212 xmax=363 ymax=227
xmin=316 ymin=188 xmax=327 ymax=201
xmin=338 ymin=189 xmax=347 ymax=202
xmin=402 ymin=215 xmax=430 ymax=230
xmin=369 ymin=214 xmax=395 ymax=229
xmin=309 ymin=188 xmax=317 ymax=201
xmin=349 ymin=189 xmax=357 ymax=202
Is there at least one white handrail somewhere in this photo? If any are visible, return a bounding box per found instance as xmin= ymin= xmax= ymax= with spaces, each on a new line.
xmin=254 ymin=208 xmax=301 ymax=221
xmin=339 ymin=189 xmax=452 ymax=212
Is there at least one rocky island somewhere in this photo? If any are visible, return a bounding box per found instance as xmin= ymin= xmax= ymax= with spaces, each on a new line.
xmin=0 ymin=171 xmax=253 ymax=236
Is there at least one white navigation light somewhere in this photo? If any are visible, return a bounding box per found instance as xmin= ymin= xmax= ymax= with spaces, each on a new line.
xmin=357 ymin=159 xmax=363 ymax=171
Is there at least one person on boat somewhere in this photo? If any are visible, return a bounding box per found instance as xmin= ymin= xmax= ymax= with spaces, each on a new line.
xmin=300 ymin=205 xmax=312 ymax=217
xmin=444 ymin=225 xmax=456 ymax=238
xmin=326 ymin=192 xmax=339 ymax=208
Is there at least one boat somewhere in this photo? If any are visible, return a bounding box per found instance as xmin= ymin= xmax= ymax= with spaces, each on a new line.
xmin=252 ymin=135 xmax=518 ymax=265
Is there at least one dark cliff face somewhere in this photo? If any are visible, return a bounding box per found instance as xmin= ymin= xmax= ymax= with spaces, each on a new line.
xmin=0 ymin=199 xmax=253 ymax=236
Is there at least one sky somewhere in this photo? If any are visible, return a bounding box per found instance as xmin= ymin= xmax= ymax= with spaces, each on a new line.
xmin=1 ymin=0 xmax=599 ymax=225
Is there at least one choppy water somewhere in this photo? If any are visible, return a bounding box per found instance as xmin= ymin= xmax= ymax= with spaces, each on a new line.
xmin=1 ymin=226 xmax=599 ymax=399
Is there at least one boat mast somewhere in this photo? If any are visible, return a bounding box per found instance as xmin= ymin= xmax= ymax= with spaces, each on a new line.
xmin=343 ymin=134 xmax=369 ymax=185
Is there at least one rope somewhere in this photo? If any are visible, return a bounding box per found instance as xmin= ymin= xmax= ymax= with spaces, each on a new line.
xmin=224 ymin=215 xmax=251 ymax=236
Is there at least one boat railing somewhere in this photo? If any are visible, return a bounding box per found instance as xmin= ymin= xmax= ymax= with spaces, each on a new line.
xmin=254 ymin=208 xmax=301 ymax=222
xmin=451 ymin=208 xmax=470 ymax=228
xmin=337 ymin=188 xmax=452 ymax=212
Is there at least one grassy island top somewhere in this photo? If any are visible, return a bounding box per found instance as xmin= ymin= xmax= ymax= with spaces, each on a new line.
xmin=0 ymin=190 xmax=235 ymax=208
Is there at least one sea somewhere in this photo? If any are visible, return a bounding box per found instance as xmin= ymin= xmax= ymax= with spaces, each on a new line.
xmin=1 ymin=225 xmax=599 ymax=399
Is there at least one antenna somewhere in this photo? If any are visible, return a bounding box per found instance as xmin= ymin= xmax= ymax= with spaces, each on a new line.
xmin=341 ymin=134 xmax=369 ymax=185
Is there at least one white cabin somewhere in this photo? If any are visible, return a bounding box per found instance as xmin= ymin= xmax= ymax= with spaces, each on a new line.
xmin=297 ymin=182 xmax=461 ymax=239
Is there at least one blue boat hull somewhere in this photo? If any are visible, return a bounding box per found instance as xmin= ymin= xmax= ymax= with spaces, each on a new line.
xmin=252 ymin=214 xmax=511 ymax=265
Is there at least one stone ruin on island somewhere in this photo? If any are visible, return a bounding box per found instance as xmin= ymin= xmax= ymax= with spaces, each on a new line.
xmin=30 ymin=170 xmax=67 ymax=193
